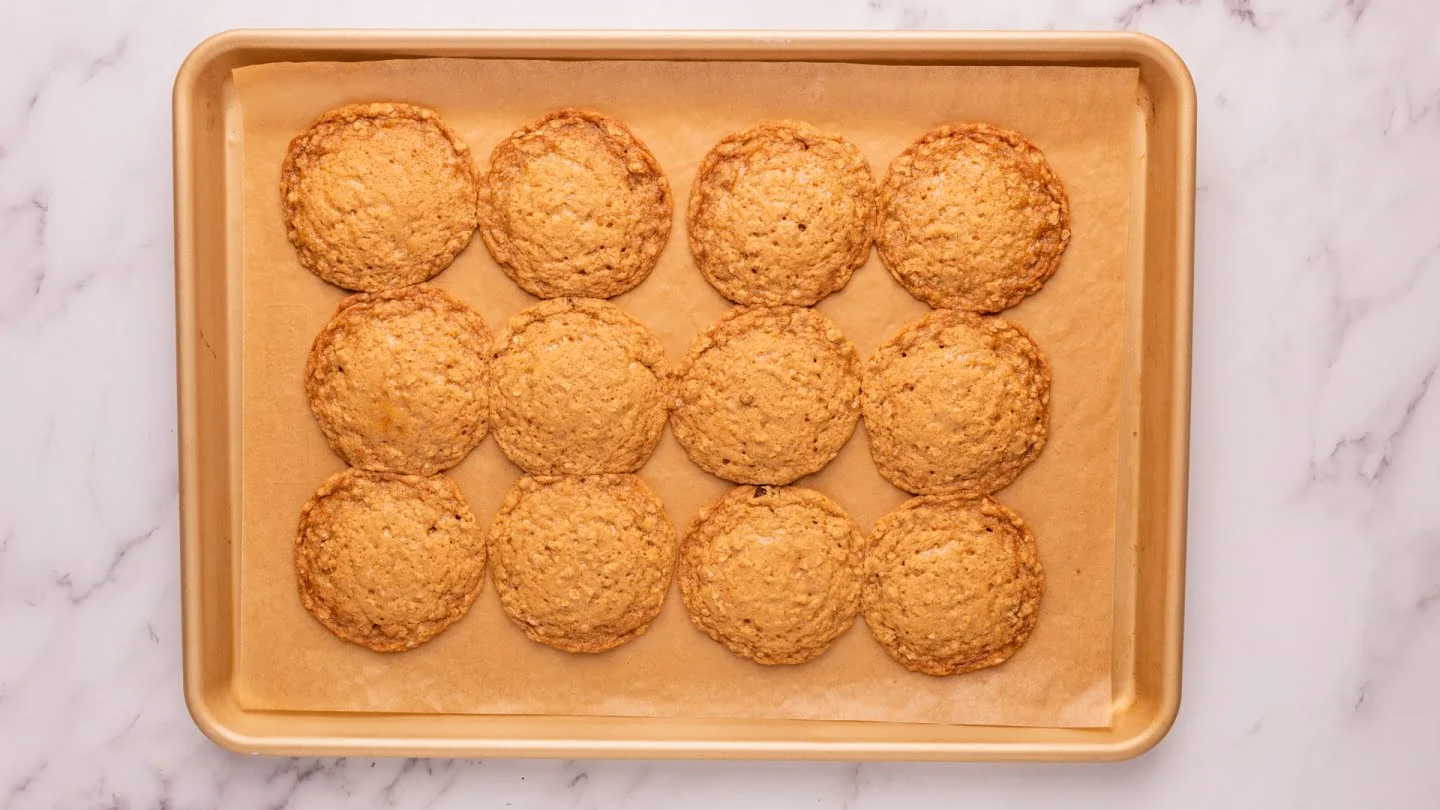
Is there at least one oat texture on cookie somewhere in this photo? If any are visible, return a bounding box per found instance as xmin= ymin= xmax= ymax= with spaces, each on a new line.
xmin=281 ymin=102 xmax=479 ymax=292
xmin=478 ymin=109 xmax=672 ymax=299
xmin=489 ymin=475 xmax=678 ymax=653
xmin=862 ymin=494 xmax=1044 ymax=676
xmin=877 ymin=123 xmax=1070 ymax=312
xmin=679 ymin=485 xmax=864 ymax=665
xmin=688 ymin=121 xmax=877 ymax=306
xmin=671 ymin=306 xmax=862 ymax=486
xmin=305 ymin=284 xmax=492 ymax=476
xmin=294 ymin=468 xmax=487 ymax=653
xmin=862 ymin=308 xmax=1050 ymax=497
xmin=489 ymin=298 xmax=668 ymax=475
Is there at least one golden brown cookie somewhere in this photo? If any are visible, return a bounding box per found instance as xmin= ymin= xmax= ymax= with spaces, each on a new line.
xmin=671 ymin=306 xmax=862 ymax=485
xmin=876 ymin=123 xmax=1070 ymax=312
xmin=490 ymin=298 xmax=668 ymax=475
xmin=688 ymin=122 xmax=877 ymax=306
xmin=863 ymin=495 xmax=1044 ymax=676
xmin=490 ymin=475 xmax=677 ymax=653
xmin=679 ymin=485 xmax=863 ymax=665
xmin=294 ymin=468 xmax=486 ymax=653
xmin=478 ymin=110 xmax=672 ymax=299
xmin=862 ymin=309 xmax=1049 ymax=496
xmin=305 ymin=285 xmax=492 ymax=475
xmin=281 ymin=102 xmax=479 ymax=292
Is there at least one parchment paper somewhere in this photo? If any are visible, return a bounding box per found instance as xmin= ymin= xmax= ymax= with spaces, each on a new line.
xmin=233 ymin=57 xmax=1140 ymax=728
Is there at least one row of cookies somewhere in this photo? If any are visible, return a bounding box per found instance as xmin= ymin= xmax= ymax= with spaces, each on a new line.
xmin=299 ymin=287 xmax=842 ymax=482
xmin=673 ymin=305 xmax=1049 ymax=496
xmin=281 ymin=103 xmax=1069 ymax=314
xmin=302 ymin=289 xmax=662 ymax=478
xmin=683 ymin=485 xmax=1042 ymax=674
xmin=670 ymin=302 xmax=1052 ymax=498
xmin=301 ymin=284 xmax=1047 ymax=499
xmin=281 ymin=104 xmax=669 ymax=299
xmin=296 ymin=467 xmax=1041 ymax=676
xmin=690 ymin=119 xmax=1071 ymax=314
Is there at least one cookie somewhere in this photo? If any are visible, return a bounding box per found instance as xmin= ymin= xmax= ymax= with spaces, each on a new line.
xmin=478 ymin=109 xmax=672 ymax=299
xmin=679 ymin=485 xmax=864 ymax=665
xmin=489 ymin=475 xmax=677 ymax=653
xmin=862 ymin=309 xmax=1049 ymax=496
xmin=305 ymin=285 xmax=492 ymax=475
xmin=294 ymin=468 xmax=486 ymax=653
xmin=490 ymin=298 xmax=668 ymax=475
xmin=281 ymin=102 xmax=479 ymax=292
xmin=876 ymin=123 xmax=1070 ymax=312
xmin=671 ymin=306 xmax=862 ymax=485
xmin=688 ymin=122 xmax=877 ymax=306
xmin=862 ymin=495 xmax=1044 ymax=676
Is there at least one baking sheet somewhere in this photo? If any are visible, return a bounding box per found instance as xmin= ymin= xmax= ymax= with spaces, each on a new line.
xmin=233 ymin=57 xmax=1137 ymax=728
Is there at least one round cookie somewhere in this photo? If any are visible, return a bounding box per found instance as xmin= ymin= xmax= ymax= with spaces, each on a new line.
xmin=294 ymin=468 xmax=486 ymax=653
xmin=490 ymin=298 xmax=668 ymax=475
xmin=862 ymin=309 xmax=1049 ymax=496
xmin=862 ymin=495 xmax=1044 ymax=676
xmin=688 ymin=122 xmax=877 ymax=306
xmin=671 ymin=306 xmax=862 ymax=485
xmin=679 ymin=485 xmax=863 ymax=665
xmin=305 ymin=285 xmax=492 ymax=475
xmin=281 ymin=102 xmax=479 ymax=292
xmin=489 ymin=475 xmax=677 ymax=653
xmin=478 ymin=110 xmax=672 ymax=299
xmin=876 ymin=123 xmax=1070 ymax=312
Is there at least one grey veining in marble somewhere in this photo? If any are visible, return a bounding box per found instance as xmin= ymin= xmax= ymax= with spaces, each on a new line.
xmin=1 ymin=0 xmax=1438 ymax=807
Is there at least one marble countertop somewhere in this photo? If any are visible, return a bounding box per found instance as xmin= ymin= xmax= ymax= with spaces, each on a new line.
xmin=3 ymin=0 xmax=1438 ymax=807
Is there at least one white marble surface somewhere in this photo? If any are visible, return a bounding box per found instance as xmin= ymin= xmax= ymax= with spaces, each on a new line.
xmin=1 ymin=0 xmax=1438 ymax=806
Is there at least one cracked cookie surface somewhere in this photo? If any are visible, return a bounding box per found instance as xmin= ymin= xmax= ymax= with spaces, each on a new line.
xmin=877 ymin=123 xmax=1069 ymax=312
xmin=863 ymin=495 xmax=1044 ymax=676
xmin=679 ymin=485 xmax=863 ymax=665
xmin=489 ymin=475 xmax=677 ymax=653
xmin=305 ymin=284 xmax=492 ymax=475
xmin=294 ymin=468 xmax=486 ymax=653
xmin=688 ymin=121 xmax=876 ymax=306
xmin=862 ymin=309 xmax=1049 ymax=496
xmin=478 ymin=109 xmax=672 ymax=299
xmin=672 ymin=306 xmax=861 ymax=485
xmin=490 ymin=298 xmax=668 ymax=475
xmin=282 ymin=102 xmax=479 ymax=292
